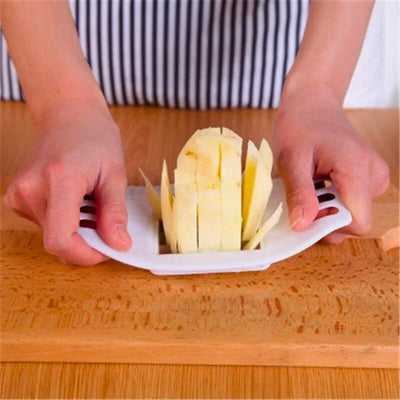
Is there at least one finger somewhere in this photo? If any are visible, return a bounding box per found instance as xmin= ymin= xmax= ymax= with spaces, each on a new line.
xmin=54 ymin=235 xmax=109 ymax=266
xmin=370 ymin=155 xmax=390 ymax=197
xmin=278 ymin=150 xmax=319 ymax=230
xmin=330 ymin=168 xmax=373 ymax=237
xmin=95 ymin=166 xmax=132 ymax=251
xmin=3 ymin=181 xmax=40 ymax=224
xmin=43 ymin=164 xmax=107 ymax=265
xmin=323 ymin=231 xmax=348 ymax=245
xmin=373 ymin=177 xmax=390 ymax=198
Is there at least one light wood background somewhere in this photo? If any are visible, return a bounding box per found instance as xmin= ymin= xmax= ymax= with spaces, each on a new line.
xmin=1 ymin=102 xmax=399 ymax=398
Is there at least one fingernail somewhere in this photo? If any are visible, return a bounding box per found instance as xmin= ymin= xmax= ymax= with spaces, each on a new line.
xmin=290 ymin=206 xmax=304 ymax=228
xmin=115 ymin=224 xmax=131 ymax=244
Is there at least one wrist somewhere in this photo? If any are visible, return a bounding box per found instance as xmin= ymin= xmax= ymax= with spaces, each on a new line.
xmin=275 ymin=72 xmax=348 ymax=136
xmin=281 ymin=71 xmax=343 ymax=109
xmin=32 ymin=96 xmax=119 ymax=139
xmin=28 ymin=79 xmax=110 ymax=131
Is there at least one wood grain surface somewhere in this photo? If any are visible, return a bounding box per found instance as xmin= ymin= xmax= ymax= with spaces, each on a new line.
xmin=1 ymin=363 xmax=399 ymax=399
xmin=1 ymin=231 xmax=399 ymax=368
xmin=1 ymin=102 xmax=399 ymax=398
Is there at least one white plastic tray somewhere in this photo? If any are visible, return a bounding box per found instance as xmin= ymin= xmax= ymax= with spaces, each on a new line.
xmin=78 ymin=179 xmax=352 ymax=275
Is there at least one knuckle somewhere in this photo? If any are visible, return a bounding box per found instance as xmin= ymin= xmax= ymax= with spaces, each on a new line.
xmin=331 ymin=163 xmax=356 ymax=187
xmin=3 ymin=189 xmax=16 ymax=209
xmin=370 ymin=156 xmax=390 ymax=196
xmin=3 ymin=176 xmax=32 ymax=209
xmin=13 ymin=176 xmax=33 ymax=199
xmin=323 ymin=233 xmax=345 ymax=245
xmin=109 ymin=164 xmax=128 ymax=183
xmin=381 ymin=177 xmax=390 ymax=193
xmin=286 ymin=186 xmax=314 ymax=205
xmin=335 ymin=146 xmax=371 ymax=175
xmin=43 ymin=234 xmax=67 ymax=255
xmin=277 ymin=149 xmax=294 ymax=167
xmin=104 ymin=202 xmax=128 ymax=220
xmin=377 ymin=174 xmax=390 ymax=196
xmin=287 ymin=186 xmax=307 ymax=200
xmin=376 ymin=158 xmax=390 ymax=183
xmin=353 ymin=218 xmax=372 ymax=236
xmin=44 ymin=160 xmax=66 ymax=182
xmin=353 ymin=146 xmax=372 ymax=171
xmin=277 ymin=147 xmax=312 ymax=174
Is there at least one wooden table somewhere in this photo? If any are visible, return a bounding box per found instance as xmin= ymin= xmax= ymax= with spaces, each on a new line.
xmin=1 ymin=102 xmax=399 ymax=399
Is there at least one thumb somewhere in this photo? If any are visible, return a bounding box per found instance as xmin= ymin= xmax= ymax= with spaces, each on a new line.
xmin=96 ymin=167 xmax=132 ymax=251
xmin=277 ymin=150 xmax=319 ymax=230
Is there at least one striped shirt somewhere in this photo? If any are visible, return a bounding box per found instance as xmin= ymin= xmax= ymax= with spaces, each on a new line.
xmin=0 ymin=0 xmax=310 ymax=109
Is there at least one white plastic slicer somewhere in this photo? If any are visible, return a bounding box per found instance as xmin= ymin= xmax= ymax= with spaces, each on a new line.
xmin=78 ymin=179 xmax=352 ymax=275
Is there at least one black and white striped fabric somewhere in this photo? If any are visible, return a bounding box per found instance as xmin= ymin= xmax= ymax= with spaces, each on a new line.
xmin=0 ymin=0 xmax=310 ymax=108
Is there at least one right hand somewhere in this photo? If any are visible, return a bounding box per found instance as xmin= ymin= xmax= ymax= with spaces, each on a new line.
xmin=3 ymin=103 xmax=132 ymax=265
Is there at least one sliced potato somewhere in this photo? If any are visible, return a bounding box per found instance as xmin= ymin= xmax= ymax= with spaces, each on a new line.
xmin=160 ymin=160 xmax=176 ymax=251
xmin=259 ymin=138 xmax=273 ymax=171
xmin=139 ymin=168 xmax=161 ymax=219
xmin=196 ymin=133 xmax=221 ymax=252
xmin=242 ymin=141 xmax=272 ymax=241
xmin=174 ymin=168 xmax=198 ymax=253
xmin=177 ymin=127 xmax=221 ymax=176
xmin=242 ymin=141 xmax=257 ymax=238
xmin=170 ymin=199 xmax=178 ymax=253
xmin=243 ymin=202 xmax=283 ymax=250
xmin=220 ymin=130 xmax=242 ymax=251
xmin=222 ymin=127 xmax=242 ymax=141
xmin=142 ymin=128 xmax=280 ymax=254
xmin=175 ymin=128 xmax=222 ymax=252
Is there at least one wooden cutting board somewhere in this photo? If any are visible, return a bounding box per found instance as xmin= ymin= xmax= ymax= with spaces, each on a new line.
xmin=1 ymin=104 xmax=399 ymax=369
xmin=1 ymin=187 xmax=398 ymax=368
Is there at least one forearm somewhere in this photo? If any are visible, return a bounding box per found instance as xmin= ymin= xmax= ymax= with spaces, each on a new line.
xmin=0 ymin=0 xmax=108 ymax=126
xmin=283 ymin=0 xmax=374 ymax=104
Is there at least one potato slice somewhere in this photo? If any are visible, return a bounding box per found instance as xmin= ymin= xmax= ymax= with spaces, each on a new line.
xmin=243 ymin=202 xmax=283 ymax=250
xmin=177 ymin=127 xmax=221 ymax=175
xmin=170 ymin=200 xmax=179 ymax=253
xmin=259 ymin=138 xmax=273 ymax=171
xmin=220 ymin=128 xmax=242 ymax=251
xmin=143 ymin=128 xmax=277 ymax=254
xmin=196 ymin=133 xmax=221 ymax=252
xmin=242 ymin=141 xmax=272 ymax=241
xmin=138 ymin=168 xmax=161 ymax=219
xmin=174 ymin=168 xmax=198 ymax=253
xmin=174 ymin=128 xmax=221 ymax=253
xmin=160 ymin=160 xmax=176 ymax=251
xmin=221 ymin=127 xmax=242 ymax=141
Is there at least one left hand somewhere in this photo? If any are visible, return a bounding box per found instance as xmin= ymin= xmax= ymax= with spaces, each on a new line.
xmin=272 ymin=85 xmax=390 ymax=244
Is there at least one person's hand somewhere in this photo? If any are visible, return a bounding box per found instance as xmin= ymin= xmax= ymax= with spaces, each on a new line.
xmin=273 ymin=85 xmax=390 ymax=244
xmin=3 ymin=103 xmax=132 ymax=264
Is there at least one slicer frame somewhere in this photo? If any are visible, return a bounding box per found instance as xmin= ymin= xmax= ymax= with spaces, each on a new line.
xmin=78 ymin=179 xmax=352 ymax=275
